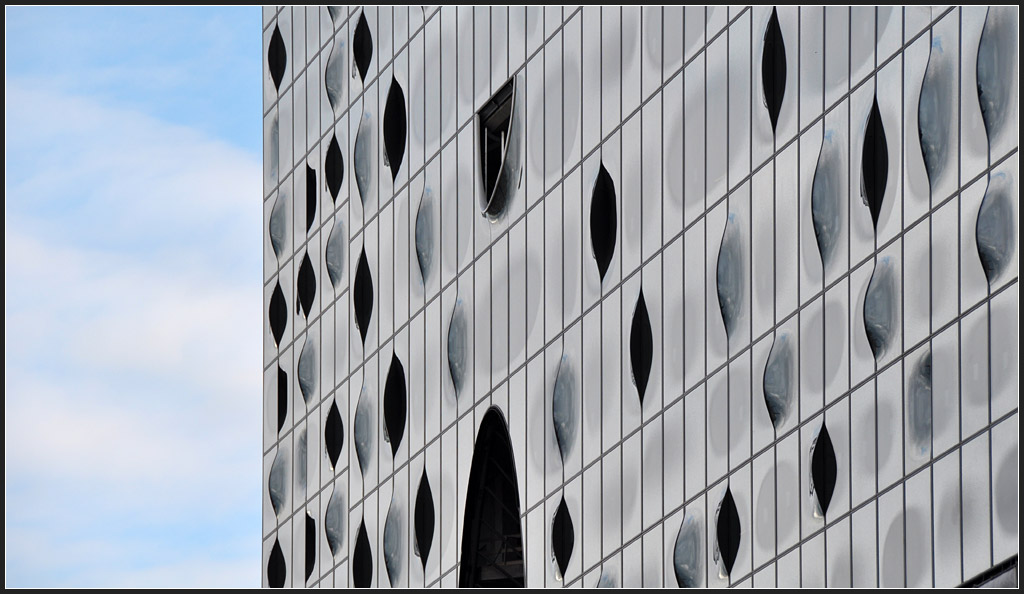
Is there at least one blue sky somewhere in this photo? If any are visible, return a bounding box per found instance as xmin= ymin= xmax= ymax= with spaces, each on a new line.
xmin=6 ymin=7 xmax=262 ymax=586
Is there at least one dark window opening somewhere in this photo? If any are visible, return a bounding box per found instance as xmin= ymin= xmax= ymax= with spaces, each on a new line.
xmin=305 ymin=165 xmax=317 ymax=232
xmin=353 ymin=519 xmax=373 ymax=587
xmin=477 ymin=79 xmax=515 ymax=213
xmin=277 ymin=366 xmax=288 ymax=433
xmin=304 ymin=512 xmax=316 ymax=582
xmin=459 ymin=408 xmax=525 ymax=588
xmin=353 ymin=12 xmax=373 ymax=83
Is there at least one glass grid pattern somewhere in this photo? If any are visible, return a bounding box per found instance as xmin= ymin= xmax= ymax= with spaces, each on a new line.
xmin=261 ymin=6 xmax=1019 ymax=588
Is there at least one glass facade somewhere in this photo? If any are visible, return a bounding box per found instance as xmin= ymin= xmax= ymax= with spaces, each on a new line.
xmin=263 ymin=6 xmax=1019 ymax=587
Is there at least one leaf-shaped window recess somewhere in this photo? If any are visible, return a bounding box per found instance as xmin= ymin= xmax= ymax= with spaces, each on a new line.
xmin=383 ymin=77 xmax=407 ymax=183
xmin=976 ymin=182 xmax=1015 ymax=287
xmin=384 ymin=495 xmax=404 ymax=586
xmin=459 ymin=408 xmax=525 ymax=587
xmin=907 ymin=350 xmax=932 ymax=459
xmin=714 ymin=486 xmax=741 ymax=577
xmin=324 ymin=487 xmax=346 ymax=557
xmin=325 ymin=398 xmax=344 ymax=470
xmin=590 ymin=164 xmax=618 ymax=282
xmin=305 ymin=512 xmax=316 ymax=582
xmin=353 ymin=518 xmax=373 ymax=587
xmin=918 ymin=38 xmax=953 ymax=190
xmin=297 ymin=252 xmax=316 ymax=319
xmin=353 ymin=112 xmax=374 ymax=208
xmin=325 ymin=38 xmax=345 ymax=114
xmin=383 ymin=352 xmax=407 ymax=459
xmin=297 ymin=334 xmax=317 ymax=405
xmin=269 ymin=281 xmax=288 ymax=347
xmin=325 ymin=135 xmax=344 ymax=203
xmin=269 ymin=191 xmax=288 ymax=261
xmin=305 ymin=165 xmax=317 ymax=233
xmin=296 ymin=429 xmax=307 ymax=491
xmin=761 ymin=8 xmax=787 ymax=135
xmin=268 ymin=538 xmax=287 ymax=588
xmin=630 ymin=289 xmax=653 ymax=406
xmin=762 ymin=332 xmax=794 ymax=432
xmin=353 ymin=386 xmax=374 ymax=477
xmin=864 ymin=257 xmax=898 ymax=361
xmin=447 ymin=298 xmax=469 ymax=399
xmin=353 ymin=12 xmax=373 ymax=84
xmin=414 ymin=469 xmax=435 ymax=570
xmin=268 ymin=447 xmax=288 ymax=516
xmin=415 ymin=187 xmax=435 ymax=285
xmin=477 ymin=75 xmax=524 ymax=220
xmin=861 ymin=97 xmax=889 ymax=232
xmin=268 ymin=25 xmax=287 ymax=92
xmin=673 ymin=510 xmax=704 ymax=588
xmin=325 ymin=217 xmax=346 ymax=289
xmin=353 ymin=247 xmax=374 ymax=345
xmin=552 ymin=354 xmax=577 ymax=464
xmin=552 ymin=496 xmax=574 ymax=582
xmin=811 ymin=134 xmax=842 ymax=272
xmin=977 ymin=8 xmax=1016 ymax=149
xmin=276 ymin=366 xmax=288 ymax=433
xmin=810 ymin=422 xmax=838 ymax=517
xmin=716 ymin=213 xmax=744 ymax=340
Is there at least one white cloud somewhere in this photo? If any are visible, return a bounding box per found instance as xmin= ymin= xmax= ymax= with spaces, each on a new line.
xmin=5 ymin=80 xmax=262 ymax=586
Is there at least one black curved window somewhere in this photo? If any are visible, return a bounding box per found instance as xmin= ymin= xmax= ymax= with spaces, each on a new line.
xmin=459 ymin=408 xmax=524 ymax=587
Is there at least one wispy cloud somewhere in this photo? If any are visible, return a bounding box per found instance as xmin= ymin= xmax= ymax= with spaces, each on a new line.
xmin=5 ymin=8 xmax=261 ymax=586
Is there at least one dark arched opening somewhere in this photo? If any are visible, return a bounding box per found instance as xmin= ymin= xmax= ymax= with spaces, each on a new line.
xmin=459 ymin=407 xmax=524 ymax=587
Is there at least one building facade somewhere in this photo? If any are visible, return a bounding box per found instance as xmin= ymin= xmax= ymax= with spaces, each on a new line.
xmin=262 ymin=6 xmax=1019 ymax=587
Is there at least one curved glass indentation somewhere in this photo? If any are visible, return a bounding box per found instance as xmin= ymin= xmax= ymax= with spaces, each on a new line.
xmin=268 ymin=538 xmax=286 ymax=587
xmin=976 ymin=178 xmax=1016 ymax=287
xmin=325 ymin=39 xmax=346 ymax=114
xmin=415 ymin=187 xmax=435 ymax=285
xmin=590 ymin=163 xmax=618 ymax=283
xmin=864 ymin=257 xmax=898 ymax=361
xmin=810 ymin=422 xmax=837 ymax=517
xmin=353 ymin=518 xmax=373 ymax=587
xmin=714 ymin=486 xmax=740 ymax=577
xmin=297 ymin=334 xmax=317 ymax=405
xmin=325 ymin=398 xmax=344 ymax=470
xmin=447 ymin=298 xmax=469 ymax=399
xmin=551 ymin=496 xmax=574 ymax=582
xmin=296 ymin=428 xmax=307 ymax=491
xmin=305 ymin=165 xmax=317 ymax=233
xmin=907 ymin=349 xmax=932 ymax=459
xmin=325 ymin=134 xmax=344 ymax=202
xmin=383 ymin=77 xmax=407 ymax=183
xmin=630 ymin=289 xmax=653 ymax=406
xmin=762 ymin=332 xmax=794 ymax=432
xmin=297 ymin=252 xmax=316 ymax=319
xmin=811 ymin=132 xmax=843 ymax=272
xmin=716 ymin=213 xmax=744 ymax=340
xmin=268 ymin=25 xmax=287 ymax=92
xmin=383 ymin=494 xmax=404 ymax=586
xmin=414 ymin=469 xmax=435 ymax=569
xmin=977 ymin=8 xmax=1017 ymax=149
xmin=383 ymin=352 xmax=407 ymax=459
xmin=552 ymin=353 xmax=577 ymax=464
xmin=324 ymin=487 xmax=346 ymax=557
xmin=354 ymin=247 xmax=374 ymax=345
xmin=353 ymin=386 xmax=374 ymax=477
xmin=352 ymin=12 xmax=373 ymax=84
xmin=353 ymin=112 xmax=374 ymax=208
xmin=269 ymin=191 xmax=288 ymax=261
xmin=861 ymin=98 xmax=889 ymax=232
xmin=673 ymin=509 xmax=704 ymax=588
xmin=918 ymin=36 xmax=954 ymax=190
xmin=269 ymin=281 xmax=287 ymax=347
xmin=325 ymin=217 xmax=346 ymax=289
xmin=761 ymin=7 xmax=787 ymax=135
xmin=268 ymin=447 xmax=288 ymax=516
